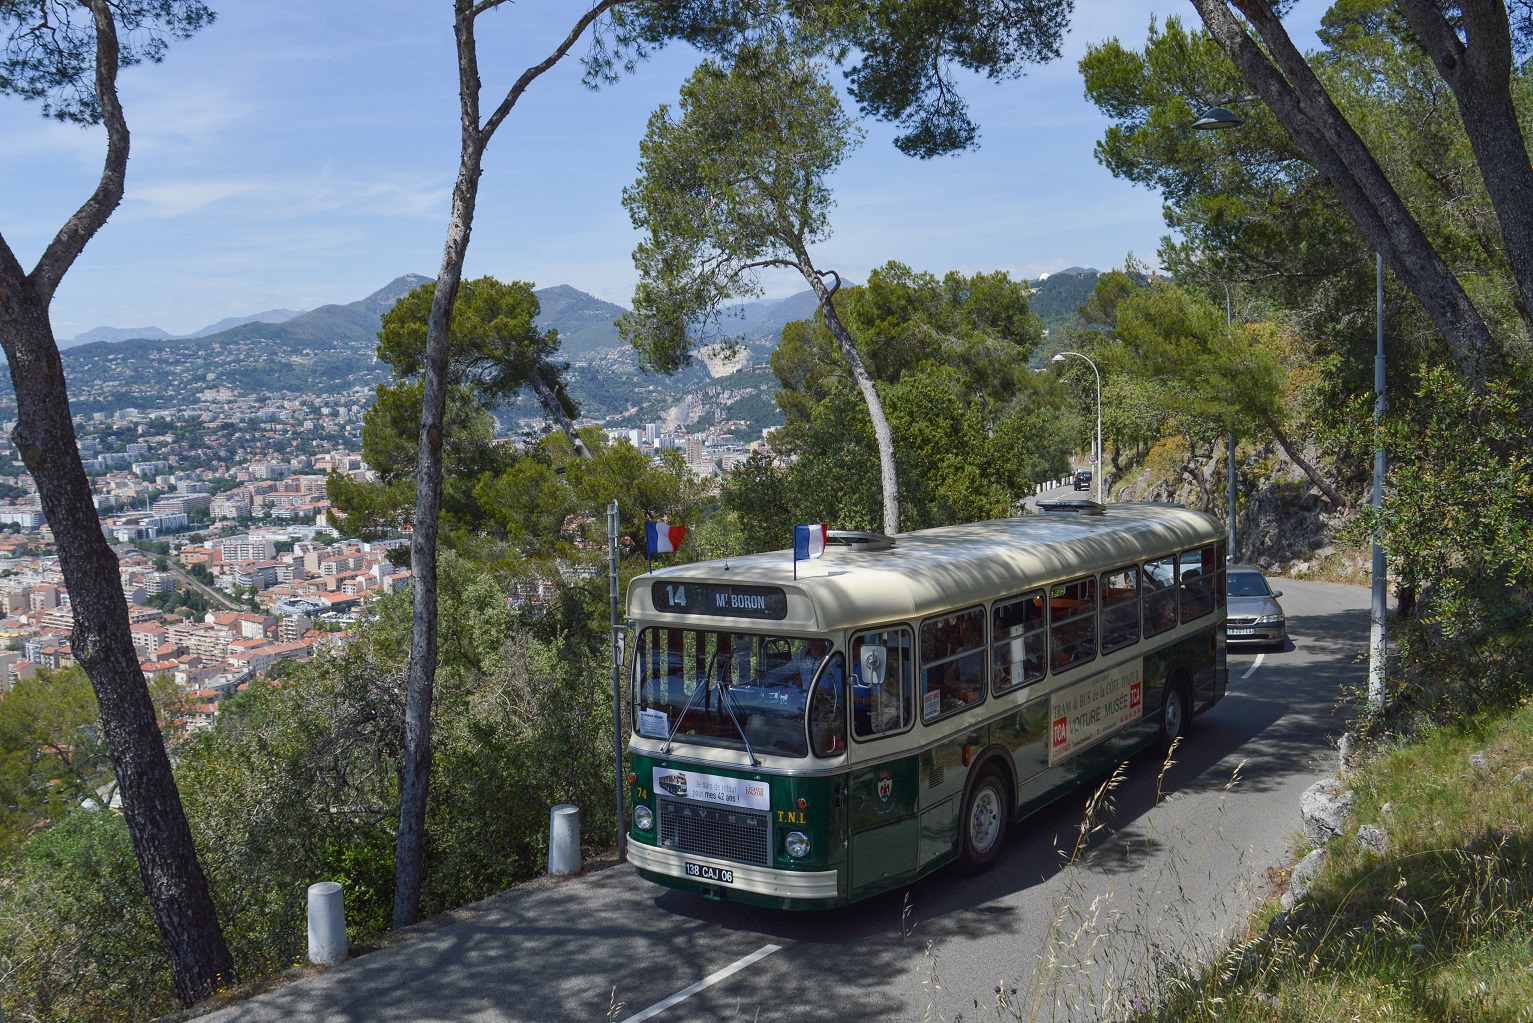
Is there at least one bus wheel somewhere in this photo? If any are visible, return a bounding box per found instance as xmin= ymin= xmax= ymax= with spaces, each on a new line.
xmin=1157 ymin=678 xmax=1189 ymax=759
xmin=957 ymin=768 xmax=1009 ymax=875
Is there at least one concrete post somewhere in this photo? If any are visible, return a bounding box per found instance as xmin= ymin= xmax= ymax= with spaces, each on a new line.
xmin=549 ymin=804 xmax=581 ymax=876
xmin=307 ymin=881 xmax=348 ymax=966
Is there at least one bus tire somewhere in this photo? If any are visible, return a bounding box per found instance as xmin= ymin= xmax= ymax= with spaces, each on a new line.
xmin=957 ymin=767 xmax=1010 ymax=876
xmin=1157 ymin=676 xmax=1191 ymax=759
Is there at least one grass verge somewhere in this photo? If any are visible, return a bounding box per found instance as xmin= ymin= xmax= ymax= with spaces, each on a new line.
xmin=1129 ymin=699 xmax=1533 ymax=1023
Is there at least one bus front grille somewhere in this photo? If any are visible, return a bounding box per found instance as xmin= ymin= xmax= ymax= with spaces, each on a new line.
xmin=658 ymin=798 xmax=771 ymax=867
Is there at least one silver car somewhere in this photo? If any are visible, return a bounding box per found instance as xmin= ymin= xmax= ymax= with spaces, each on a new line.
xmin=1225 ymin=566 xmax=1286 ymax=647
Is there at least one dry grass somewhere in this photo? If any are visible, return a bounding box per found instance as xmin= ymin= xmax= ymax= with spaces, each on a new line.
xmin=1124 ymin=700 xmax=1533 ymax=1023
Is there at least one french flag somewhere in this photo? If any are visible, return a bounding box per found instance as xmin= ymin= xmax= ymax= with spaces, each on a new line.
xmin=645 ymin=521 xmax=686 ymax=556
xmin=793 ymin=523 xmax=828 ymax=562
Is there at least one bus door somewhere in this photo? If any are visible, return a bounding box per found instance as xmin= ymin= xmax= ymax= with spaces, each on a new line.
xmin=847 ymin=627 xmax=919 ymax=895
xmin=914 ymin=607 xmax=988 ymax=869
xmin=991 ymin=590 xmax=1078 ymax=811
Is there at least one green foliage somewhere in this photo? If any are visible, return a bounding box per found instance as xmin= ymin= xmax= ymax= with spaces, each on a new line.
xmin=718 ymin=452 xmax=796 ymax=554
xmin=1080 ymin=8 xmax=1528 ymax=389
xmin=330 ymin=276 xmax=595 ymax=543
xmin=716 ymin=262 xmax=1069 ymax=547
xmin=377 ymin=277 xmax=570 ymax=415
xmin=619 ymin=42 xmax=861 ymax=373
xmin=1343 ymin=369 xmax=1533 ymax=727
xmin=157 ymin=553 xmax=624 ymax=979
xmin=0 ymin=667 xmax=111 ymax=859
xmin=0 ymin=809 xmax=174 ymax=1022
xmin=1126 ymin=702 xmax=1533 ymax=1022
xmin=2 ymin=1 xmax=215 ymax=124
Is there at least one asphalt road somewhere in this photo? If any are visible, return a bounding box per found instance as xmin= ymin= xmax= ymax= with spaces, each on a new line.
xmin=201 ymin=578 xmax=1368 ymax=1023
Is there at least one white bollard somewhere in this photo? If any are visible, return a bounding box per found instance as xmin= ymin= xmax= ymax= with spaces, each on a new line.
xmin=307 ymin=881 xmax=348 ymax=966
xmin=549 ymin=804 xmax=581 ymax=876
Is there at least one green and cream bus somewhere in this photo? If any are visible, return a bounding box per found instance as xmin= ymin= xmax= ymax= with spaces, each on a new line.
xmin=624 ymin=501 xmax=1228 ymax=909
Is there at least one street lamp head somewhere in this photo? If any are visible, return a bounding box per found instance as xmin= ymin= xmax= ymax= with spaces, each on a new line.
xmin=1191 ymin=106 xmax=1244 ymax=131
xmin=1050 ymin=353 xmax=1065 ymax=363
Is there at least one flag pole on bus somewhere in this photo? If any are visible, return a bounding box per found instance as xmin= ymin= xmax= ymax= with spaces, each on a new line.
xmin=644 ymin=520 xmax=685 ymax=572
xmin=793 ymin=523 xmax=828 ymax=580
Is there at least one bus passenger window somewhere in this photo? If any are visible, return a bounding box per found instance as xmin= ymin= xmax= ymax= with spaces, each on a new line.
xmin=1100 ymin=565 xmax=1141 ymax=653
xmin=1048 ymin=577 xmax=1097 ymax=673
xmin=1179 ymin=545 xmax=1216 ymax=621
xmin=851 ymin=627 xmax=913 ymax=739
xmin=920 ymin=606 xmax=986 ymax=721
xmin=992 ymin=590 xmax=1045 ymax=693
xmin=1143 ymin=555 xmax=1178 ymax=637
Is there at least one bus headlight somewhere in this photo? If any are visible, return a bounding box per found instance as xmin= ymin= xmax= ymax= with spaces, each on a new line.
xmin=633 ymin=804 xmax=654 ymax=831
xmin=785 ymin=831 xmax=810 ymax=859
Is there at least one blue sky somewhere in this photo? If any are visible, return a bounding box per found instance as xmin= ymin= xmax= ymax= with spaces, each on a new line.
xmin=0 ymin=2 xmax=1325 ymax=340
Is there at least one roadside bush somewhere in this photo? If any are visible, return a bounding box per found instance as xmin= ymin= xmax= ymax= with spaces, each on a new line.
xmin=0 ymin=809 xmax=174 ymax=1023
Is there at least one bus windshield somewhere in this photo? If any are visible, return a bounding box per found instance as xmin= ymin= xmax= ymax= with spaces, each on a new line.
xmin=635 ymin=627 xmax=831 ymax=758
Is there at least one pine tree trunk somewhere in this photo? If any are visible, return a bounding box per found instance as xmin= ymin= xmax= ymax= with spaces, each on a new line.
xmin=389 ymin=0 xmax=629 ymax=929
xmin=1192 ymin=0 xmax=1497 ymax=383
xmin=393 ymin=6 xmax=486 ymax=931
xmin=1394 ymin=0 xmax=1533 ymax=333
xmin=802 ymin=268 xmax=901 ymax=534
xmin=0 ymin=277 xmax=235 ymax=1006
xmin=0 ymin=0 xmax=233 ymax=1004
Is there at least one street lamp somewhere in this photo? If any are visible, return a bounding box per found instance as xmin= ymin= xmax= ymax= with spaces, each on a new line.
xmin=1193 ymin=101 xmax=1387 ymax=710
xmin=1052 ymin=352 xmax=1102 ymax=504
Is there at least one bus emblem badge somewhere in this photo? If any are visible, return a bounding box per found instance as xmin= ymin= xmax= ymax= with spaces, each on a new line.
xmin=877 ymin=771 xmax=893 ymax=804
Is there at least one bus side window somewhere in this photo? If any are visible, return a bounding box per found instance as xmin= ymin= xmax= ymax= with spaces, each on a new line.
xmin=992 ymin=590 xmax=1045 ymax=693
xmin=1100 ymin=565 xmax=1141 ymax=653
xmin=1179 ymin=545 xmax=1216 ymax=621
xmin=919 ymin=606 xmax=986 ymax=721
xmin=1143 ymin=555 xmax=1178 ymax=637
xmin=851 ymin=627 xmax=913 ymax=740
xmin=1048 ymin=577 xmax=1097 ymax=673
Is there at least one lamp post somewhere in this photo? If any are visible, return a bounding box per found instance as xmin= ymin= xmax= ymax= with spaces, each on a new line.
xmin=1193 ymin=100 xmax=1387 ymax=709
xmin=1223 ymin=284 xmax=1236 ymax=561
xmin=1052 ymin=351 xmax=1102 ymax=504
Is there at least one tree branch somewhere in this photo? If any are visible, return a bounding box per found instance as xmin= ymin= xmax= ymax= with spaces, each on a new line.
xmin=1395 ymin=0 xmax=1533 ymax=333
xmin=28 ymin=0 xmax=128 ymax=304
xmin=480 ymin=0 xmax=626 ymax=141
xmin=1188 ymin=0 xmax=1495 ymax=383
xmin=526 ymin=365 xmax=592 ymax=459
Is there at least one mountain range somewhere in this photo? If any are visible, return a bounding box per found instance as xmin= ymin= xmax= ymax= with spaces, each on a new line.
xmin=67 ymin=309 xmax=308 ymax=347
xmin=22 ymin=267 xmax=1104 ymax=434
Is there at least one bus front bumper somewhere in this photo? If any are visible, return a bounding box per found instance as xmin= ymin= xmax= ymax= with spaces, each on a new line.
xmin=628 ymin=841 xmax=840 ymax=902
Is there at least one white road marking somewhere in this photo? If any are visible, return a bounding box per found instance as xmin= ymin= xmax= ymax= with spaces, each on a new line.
xmin=1240 ymin=653 xmax=1265 ymax=680
xmin=619 ymin=944 xmax=782 ymax=1023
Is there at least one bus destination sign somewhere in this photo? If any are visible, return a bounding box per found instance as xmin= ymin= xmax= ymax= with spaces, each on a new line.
xmin=651 ymin=581 xmax=788 ymax=620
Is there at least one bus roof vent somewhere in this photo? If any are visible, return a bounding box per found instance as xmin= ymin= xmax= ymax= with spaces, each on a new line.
xmin=1036 ymin=499 xmax=1107 ymax=516
xmin=826 ymin=529 xmax=897 ymax=552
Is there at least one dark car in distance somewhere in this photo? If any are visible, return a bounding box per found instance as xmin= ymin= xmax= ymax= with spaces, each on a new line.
xmin=1225 ymin=566 xmax=1286 ymax=647
xmin=1072 ymin=469 xmax=1093 ymax=492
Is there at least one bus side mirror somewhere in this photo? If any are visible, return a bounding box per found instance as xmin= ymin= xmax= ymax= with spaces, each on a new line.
xmin=859 ymin=646 xmax=887 ymax=687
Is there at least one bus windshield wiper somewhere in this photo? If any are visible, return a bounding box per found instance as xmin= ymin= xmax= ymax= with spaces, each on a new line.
xmin=715 ymin=673 xmax=760 ymax=768
xmin=662 ymin=650 xmax=759 ymax=766
xmin=661 ymin=653 xmax=714 ymax=756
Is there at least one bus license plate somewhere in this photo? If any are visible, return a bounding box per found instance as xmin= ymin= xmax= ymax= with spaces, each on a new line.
xmin=685 ymin=862 xmax=734 ymax=884
xmin=1228 ymin=628 xmax=1255 ymax=636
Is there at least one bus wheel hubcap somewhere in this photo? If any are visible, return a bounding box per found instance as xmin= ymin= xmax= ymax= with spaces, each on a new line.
xmin=1165 ymin=692 xmax=1183 ymax=737
xmin=970 ymin=785 xmax=1001 ymax=852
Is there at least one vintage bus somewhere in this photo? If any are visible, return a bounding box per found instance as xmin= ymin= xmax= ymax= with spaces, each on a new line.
xmin=624 ymin=501 xmax=1228 ymax=909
